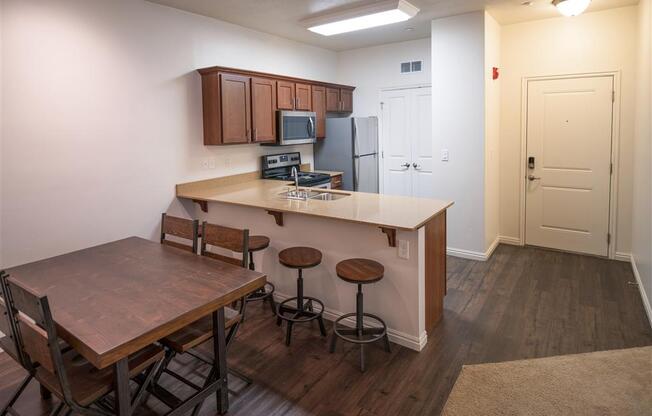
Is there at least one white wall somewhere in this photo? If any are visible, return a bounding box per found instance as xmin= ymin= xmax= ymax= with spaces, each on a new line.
xmin=431 ymin=11 xmax=487 ymax=254
xmin=632 ymin=0 xmax=652 ymax=323
xmin=0 ymin=0 xmax=337 ymax=268
xmin=484 ymin=12 xmax=500 ymax=250
xmin=0 ymin=0 xmax=4 ymax=269
xmin=336 ymin=38 xmax=431 ymax=118
xmin=499 ymin=7 xmax=639 ymax=256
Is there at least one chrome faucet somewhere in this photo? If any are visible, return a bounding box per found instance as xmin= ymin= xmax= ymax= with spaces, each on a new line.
xmin=291 ymin=166 xmax=299 ymax=192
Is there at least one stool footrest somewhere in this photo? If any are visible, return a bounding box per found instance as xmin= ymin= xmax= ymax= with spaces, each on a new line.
xmin=276 ymin=297 xmax=324 ymax=323
xmin=332 ymin=312 xmax=388 ymax=345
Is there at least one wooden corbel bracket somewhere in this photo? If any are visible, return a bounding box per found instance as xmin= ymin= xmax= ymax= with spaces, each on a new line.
xmin=193 ymin=199 xmax=208 ymax=213
xmin=267 ymin=210 xmax=284 ymax=226
xmin=380 ymin=227 xmax=397 ymax=247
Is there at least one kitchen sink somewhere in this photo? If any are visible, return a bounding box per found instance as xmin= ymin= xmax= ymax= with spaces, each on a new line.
xmin=308 ymin=192 xmax=348 ymax=201
xmin=279 ymin=189 xmax=349 ymax=201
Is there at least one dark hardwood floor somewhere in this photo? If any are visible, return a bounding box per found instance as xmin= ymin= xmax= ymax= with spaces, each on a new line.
xmin=2 ymin=245 xmax=651 ymax=415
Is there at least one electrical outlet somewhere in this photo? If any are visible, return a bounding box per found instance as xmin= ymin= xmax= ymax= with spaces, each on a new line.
xmin=398 ymin=239 xmax=409 ymax=259
xmin=200 ymin=159 xmax=209 ymax=169
xmin=441 ymin=149 xmax=449 ymax=162
xmin=208 ymin=158 xmax=216 ymax=169
xmin=225 ymin=158 xmax=231 ymax=168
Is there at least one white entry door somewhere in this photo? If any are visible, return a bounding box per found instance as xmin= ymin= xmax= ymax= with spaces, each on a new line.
xmin=381 ymin=86 xmax=433 ymax=197
xmin=525 ymin=76 xmax=614 ymax=256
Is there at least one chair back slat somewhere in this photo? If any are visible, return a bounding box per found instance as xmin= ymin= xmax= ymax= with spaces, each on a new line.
xmin=161 ymin=213 xmax=198 ymax=253
xmin=201 ymin=222 xmax=249 ymax=268
xmin=6 ymin=279 xmax=46 ymax=327
xmin=201 ymin=251 xmax=244 ymax=266
xmin=0 ymin=296 xmax=19 ymax=359
xmin=17 ymin=315 xmax=55 ymax=373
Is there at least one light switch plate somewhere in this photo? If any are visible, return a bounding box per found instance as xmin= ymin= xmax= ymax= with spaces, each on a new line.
xmin=398 ymin=239 xmax=409 ymax=259
xmin=441 ymin=149 xmax=449 ymax=162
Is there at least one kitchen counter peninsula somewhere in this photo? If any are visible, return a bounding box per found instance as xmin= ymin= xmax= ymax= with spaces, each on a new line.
xmin=176 ymin=172 xmax=453 ymax=351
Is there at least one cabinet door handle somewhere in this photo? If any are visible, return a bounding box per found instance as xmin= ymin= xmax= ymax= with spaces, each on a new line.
xmin=412 ymin=163 xmax=421 ymax=170
xmin=254 ymin=128 xmax=258 ymax=141
xmin=401 ymin=162 xmax=411 ymax=169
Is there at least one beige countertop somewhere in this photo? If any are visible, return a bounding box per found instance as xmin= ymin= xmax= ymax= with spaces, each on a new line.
xmin=312 ymin=169 xmax=343 ymax=177
xmin=177 ymin=175 xmax=453 ymax=231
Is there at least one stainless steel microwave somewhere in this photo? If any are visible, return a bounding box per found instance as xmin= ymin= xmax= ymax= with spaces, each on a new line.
xmin=275 ymin=110 xmax=317 ymax=146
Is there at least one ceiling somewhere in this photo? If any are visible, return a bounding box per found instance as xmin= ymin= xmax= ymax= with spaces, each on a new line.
xmin=147 ymin=0 xmax=639 ymax=51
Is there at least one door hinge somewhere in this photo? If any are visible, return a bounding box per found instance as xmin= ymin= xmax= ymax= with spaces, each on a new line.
xmin=381 ymin=150 xmax=384 ymax=158
xmin=610 ymin=163 xmax=613 ymax=175
xmin=607 ymin=233 xmax=611 ymax=245
xmin=612 ymin=90 xmax=615 ymax=102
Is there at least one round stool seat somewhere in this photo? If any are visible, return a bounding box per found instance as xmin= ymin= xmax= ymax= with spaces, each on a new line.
xmin=336 ymin=258 xmax=384 ymax=284
xmin=279 ymin=247 xmax=322 ymax=269
xmin=248 ymin=235 xmax=270 ymax=252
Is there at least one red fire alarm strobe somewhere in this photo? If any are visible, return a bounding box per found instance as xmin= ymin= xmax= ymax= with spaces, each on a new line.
xmin=492 ymin=67 xmax=499 ymax=80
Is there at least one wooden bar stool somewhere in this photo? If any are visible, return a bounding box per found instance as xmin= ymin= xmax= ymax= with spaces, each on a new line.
xmin=329 ymin=258 xmax=391 ymax=372
xmin=276 ymin=247 xmax=326 ymax=346
xmin=242 ymin=235 xmax=276 ymax=316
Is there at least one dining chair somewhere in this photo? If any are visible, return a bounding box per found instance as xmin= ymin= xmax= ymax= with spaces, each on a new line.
xmin=0 ymin=271 xmax=32 ymax=416
xmin=150 ymin=222 xmax=251 ymax=412
xmin=160 ymin=213 xmax=199 ymax=253
xmin=0 ymin=271 xmax=165 ymax=416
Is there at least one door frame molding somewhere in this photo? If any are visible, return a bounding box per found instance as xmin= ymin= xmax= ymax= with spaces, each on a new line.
xmin=378 ymin=83 xmax=431 ymax=194
xmin=518 ymin=71 xmax=621 ymax=259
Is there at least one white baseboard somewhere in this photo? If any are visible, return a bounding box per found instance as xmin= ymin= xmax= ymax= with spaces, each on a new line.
xmin=630 ymin=255 xmax=652 ymax=328
xmin=273 ymin=292 xmax=426 ymax=351
xmin=498 ymin=235 xmax=522 ymax=246
xmin=446 ymin=236 xmax=500 ymax=262
xmin=614 ymin=252 xmax=632 ymax=262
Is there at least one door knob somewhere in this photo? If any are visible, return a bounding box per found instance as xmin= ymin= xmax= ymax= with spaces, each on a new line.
xmin=401 ymin=162 xmax=411 ymax=169
xmin=528 ymin=175 xmax=541 ymax=181
xmin=412 ymin=163 xmax=421 ymax=170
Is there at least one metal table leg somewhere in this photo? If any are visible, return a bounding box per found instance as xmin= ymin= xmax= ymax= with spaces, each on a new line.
xmin=114 ymin=357 xmax=131 ymax=416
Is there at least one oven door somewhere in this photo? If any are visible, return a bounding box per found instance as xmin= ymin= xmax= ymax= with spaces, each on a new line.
xmin=278 ymin=111 xmax=317 ymax=145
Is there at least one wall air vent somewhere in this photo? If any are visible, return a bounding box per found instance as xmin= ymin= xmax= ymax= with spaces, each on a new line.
xmin=400 ymin=60 xmax=422 ymax=73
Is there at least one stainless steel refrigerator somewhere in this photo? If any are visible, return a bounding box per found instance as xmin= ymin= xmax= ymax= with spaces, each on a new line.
xmin=313 ymin=117 xmax=379 ymax=192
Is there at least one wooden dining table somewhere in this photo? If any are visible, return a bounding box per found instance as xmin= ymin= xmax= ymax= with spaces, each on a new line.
xmin=4 ymin=236 xmax=266 ymax=416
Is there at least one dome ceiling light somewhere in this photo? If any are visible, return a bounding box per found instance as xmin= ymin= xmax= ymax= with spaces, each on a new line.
xmin=552 ymin=0 xmax=591 ymax=17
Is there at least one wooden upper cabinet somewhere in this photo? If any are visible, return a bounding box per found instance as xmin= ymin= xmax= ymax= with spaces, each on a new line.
xmin=326 ymin=87 xmax=340 ymax=112
xmin=198 ymin=65 xmax=355 ymax=145
xmin=325 ymin=87 xmax=353 ymax=113
xmin=277 ymin=81 xmax=295 ymax=110
xmin=311 ymin=85 xmax=326 ymax=139
xmin=251 ymin=78 xmax=276 ymax=143
xmin=295 ymin=83 xmax=312 ymax=111
xmin=201 ymin=73 xmax=222 ymax=145
xmin=220 ymin=73 xmax=251 ymax=144
xmin=340 ymin=88 xmax=353 ymax=113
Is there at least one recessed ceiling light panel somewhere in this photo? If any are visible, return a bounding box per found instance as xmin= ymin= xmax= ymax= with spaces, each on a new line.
xmin=552 ymin=0 xmax=591 ymax=17
xmin=302 ymin=0 xmax=420 ymax=37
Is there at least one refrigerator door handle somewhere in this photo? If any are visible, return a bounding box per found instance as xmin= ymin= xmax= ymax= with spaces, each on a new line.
xmin=352 ymin=118 xmax=358 ymax=156
xmin=354 ymin=156 xmax=360 ymax=191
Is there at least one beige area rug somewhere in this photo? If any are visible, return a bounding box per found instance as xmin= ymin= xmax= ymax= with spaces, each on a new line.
xmin=442 ymin=346 xmax=652 ymax=416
